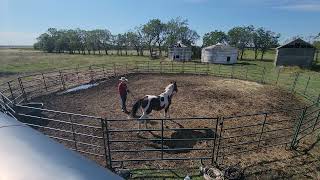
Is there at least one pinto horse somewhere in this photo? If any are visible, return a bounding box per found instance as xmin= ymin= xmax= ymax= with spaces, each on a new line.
xmin=129 ymin=82 xmax=178 ymax=128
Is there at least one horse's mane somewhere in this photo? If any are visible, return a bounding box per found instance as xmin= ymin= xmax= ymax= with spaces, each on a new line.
xmin=164 ymin=83 xmax=173 ymax=92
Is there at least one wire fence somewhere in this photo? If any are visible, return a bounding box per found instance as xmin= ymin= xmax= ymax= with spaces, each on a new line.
xmin=0 ymin=61 xmax=320 ymax=171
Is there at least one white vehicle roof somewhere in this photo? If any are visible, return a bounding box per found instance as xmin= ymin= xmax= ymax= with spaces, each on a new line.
xmin=0 ymin=112 xmax=122 ymax=180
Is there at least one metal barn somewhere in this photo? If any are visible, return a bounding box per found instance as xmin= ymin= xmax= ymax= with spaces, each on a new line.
xmin=201 ymin=43 xmax=238 ymax=64
xmin=275 ymin=38 xmax=316 ymax=67
xmin=168 ymin=42 xmax=192 ymax=61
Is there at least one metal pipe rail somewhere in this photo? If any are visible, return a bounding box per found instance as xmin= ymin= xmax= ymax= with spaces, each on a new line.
xmin=1 ymin=61 xmax=320 ymax=170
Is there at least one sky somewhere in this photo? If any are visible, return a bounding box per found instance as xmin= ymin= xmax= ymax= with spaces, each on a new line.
xmin=0 ymin=0 xmax=320 ymax=45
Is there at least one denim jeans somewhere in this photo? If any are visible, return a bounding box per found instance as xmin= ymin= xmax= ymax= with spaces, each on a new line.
xmin=120 ymin=93 xmax=127 ymax=111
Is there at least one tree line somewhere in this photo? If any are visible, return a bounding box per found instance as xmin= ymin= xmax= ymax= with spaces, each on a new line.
xmin=34 ymin=16 xmax=319 ymax=60
xmin=34 ymin=17 xmax=199 ymax=56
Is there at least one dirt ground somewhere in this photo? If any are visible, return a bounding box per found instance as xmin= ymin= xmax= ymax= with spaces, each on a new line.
xmin=31 ymin=73 xmax=320 ymax=179
xmin=38 ymin=73 xmax=305 ymax=118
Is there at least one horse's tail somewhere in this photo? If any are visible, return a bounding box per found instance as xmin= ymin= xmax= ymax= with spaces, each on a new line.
xmin=129 ymin=98 xmax=142 ymax=118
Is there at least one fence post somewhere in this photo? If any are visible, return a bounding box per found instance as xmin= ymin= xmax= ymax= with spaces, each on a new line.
xmin=194 ymin=62 xmax=196 ymax=73
xmin=215 ymin=117 xmax=224 ymax=164
xmin=147 ymin=61 xmax=150 ymax=72
xmin=276 ymin=68 xmax=281 ymax=85
xmin=7 ymin=81 xmax=14 ymax=102
xmin=104 ymin=119 xmax=113 ymax=169
xmin=100 ymin=119 xmax=109 ymax=168
xmin=182 ymin=62 xmax=185 ymax=74
xmin=161 ymin=119 xmax=164 ymax=160
xmin=41 ymin=73 xmax=48 ymax=92
xmin=160 ymin=62 xmax=163 ymax=74
xmin=245 ymin=66 xmax=249 ymax=80
xmin=59 ymin=70 xmax=66 ymax=90
xmin=258 ymin=113 xmax=268 ymax=148
xmin=291 ymin=107 xmax=307 ymax=149
xmin=211 ymin=118 xmax=219 ymax=165
xmin=69 ymin=115 xmax=78 ymax=151
xmin=261 ymin=66 xmax=266 ymax=83
xmin=76 ymin=65 xmax=80 ymax=84
xmin=312 ymin=110 xmax=320 ymax=131
xmin=18 ymin=77 xmax=27 ymax=102
xmin=231 ymin=65 xmax=235 ymax=79
xmin=171 ymin=61 xmax=173 ymax=72
xmin=89 ymin=65 xmax=94 ymax=82
xmin=113 ymin=63 xmax=116 ymax=76
xmin=102 ymin=65 xmax=106 ymax=78
xmin=291 ymin=72 xmax=300 ymax=93
xmin=125 ymin=63 xmax=128 ymax=74
xmin=303 ymin=76 xmax=311 ymax=95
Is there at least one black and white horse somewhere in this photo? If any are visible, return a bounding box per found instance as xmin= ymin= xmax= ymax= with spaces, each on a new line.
xmin=129 ymin=82 xmax=178 ymax=128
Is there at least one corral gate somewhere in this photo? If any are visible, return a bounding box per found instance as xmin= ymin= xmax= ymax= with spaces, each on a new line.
xmin=291 ymin=103 xmax=320 ymax=148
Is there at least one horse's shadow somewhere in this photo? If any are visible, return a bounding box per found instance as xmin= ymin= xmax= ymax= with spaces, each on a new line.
xmin=139 ymin=122 xmax=217 ymax=154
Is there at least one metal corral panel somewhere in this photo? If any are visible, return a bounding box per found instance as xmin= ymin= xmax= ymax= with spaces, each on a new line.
xmin=0 ymin=112 xmax=122 ymax=180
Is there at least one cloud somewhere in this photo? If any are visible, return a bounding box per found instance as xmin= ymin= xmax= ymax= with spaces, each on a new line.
xmin=183 ymin=0 xmax=208 ymax=4
xmin=276 ymin=4 xmax=320 ymax=11
xmin=0 ymin=32 xmax=39 ymax=45
xmin=273 ymin=0 xmax=320 ymax=12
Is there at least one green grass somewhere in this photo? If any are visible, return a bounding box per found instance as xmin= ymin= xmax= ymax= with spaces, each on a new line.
xmin=0 ymin=49 xmax=150 ymax=74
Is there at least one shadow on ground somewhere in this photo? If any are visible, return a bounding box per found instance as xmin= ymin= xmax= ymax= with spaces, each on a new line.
xmin=138 ymin=122 xmax=217 ymax=154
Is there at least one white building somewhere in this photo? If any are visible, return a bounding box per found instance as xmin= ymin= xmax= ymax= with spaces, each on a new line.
xmin=168 ymin=42 xmax=192 ymax=61
xmin=201 ymin=43 xmax=238 ymax=64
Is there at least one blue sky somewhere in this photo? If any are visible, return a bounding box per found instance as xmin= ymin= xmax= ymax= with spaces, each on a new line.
xmin=0 ymin=0 xmax=320 ymax=45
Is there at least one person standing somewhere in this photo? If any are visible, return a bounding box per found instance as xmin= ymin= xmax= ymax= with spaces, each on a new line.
xmin=118 ymin=77 xmax=129 ymax=113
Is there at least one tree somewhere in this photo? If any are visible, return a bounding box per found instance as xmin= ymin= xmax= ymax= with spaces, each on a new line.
xmin=228 ymin=25 xmax=254 ymax=60
xmin=314 ymin=41 xmax=320 ymax=49
xmin=165 ymin=17 xmax=199 ymax=48
xmin=142 ymin=19 xmax=162 ymax=56
xmin=76 ymin=29 xmax=87 ymax=54
xmin=256 ymin=28 xmax=280 ymax=60
xmin=96 ymin=29 xmax=111 ymax=55
xmin=127 ymin=30 xmax=144 ymax=56
xmin=123 ymin=33 xmax=130 ymax=56
xmin=202 ymin=30 xmax=228 ymax=47
xmin=155 ymin=21 xmax=167 ymax=56
xmin=36 ymin=32 xmax=55 ymax=53
xmin=113 ymin=34 xmax=125 ymax=56
xmin=84 ymin=30 xmax=95 ymax=55
xmin=313 ymin=33 xmax=320 ymax=49
xmin=251 ymin=29 xmax=260 ymax=60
